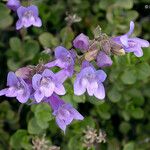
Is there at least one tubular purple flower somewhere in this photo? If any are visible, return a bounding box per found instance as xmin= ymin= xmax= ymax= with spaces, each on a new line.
xmin=32 ymin=69 xmax=66 ymax=103
xmin=47 ymin=94 xmax=84 ymax=132
xmin=6 ymin=0 xmax=21 ymax=11
xmin=96 ymin=51 xmax=113 ymax=68
xmin=112 ymin=21 xmax=150 ymax=57
xmin=73 ymin=33 xmax=90 ymax=52
xmin=0 ymin=72 xmax=30 ymax=103
xmin=16 ymin=5 xmax=42 ymax=30
xmin=74 ymin=61 xmax=107 ymax=100
xmin=45 ymin=46 xmax=75 ymax=77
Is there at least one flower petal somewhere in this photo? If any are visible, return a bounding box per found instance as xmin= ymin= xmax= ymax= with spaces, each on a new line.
xmin=70 ymin=108 xmax=84 ymax=120
xmin=94 ymin=83 xmax=105 ymax=100
xmin=33 ymin=17 xmax=42 ymax=27
xmin=0 ymin=88 xmax=8 ymax=96
xmin=55 ymin=46 xmax=69 ymax=59
xmin=87 ymin=81 xmax=98 ymax=96
xmin=16 ymin=20 xmax=23 ymax=30
xmin=17 ymin=6 xmax=26 ymax=18
xmin=120 ymin=35 xmax=129 ymax=47
xmin=16 ymin=93 xmax=29 ymax=103
xmin=55 ymin=84 xmax=66 ymax=95
xmin=74 ymin=77 xmax=86 ymax=95
xmin=134 ymin=47 xmax=143 ymax=57
xmin=34 ymin=90 xmax=44 ymax=103
xmin=5 ymin=87 xmax=17 ymax=97
xmin=130 ymin=37 xmax=150 ymax=47
xmin=32 ymin=74 xmax=42 ymax=89
xmin=127 ymin=21 xmax=134 ymax=36
xmin=42 ymin=69 xmax=55 ymax=78
xmin=96 ymin=70 xmax=107 ymax=82
xmin=7 ymin=72 xmax=18 ymax=86
xmin=27 ymin=5 xmax=39 ymax=16
xmin=44 ymin=60 xmax=57 ymax=68
xmin=56 ymin=118 xmax=66 ymax=132
xmin=40 ymin=82 xmax=55 ymax=97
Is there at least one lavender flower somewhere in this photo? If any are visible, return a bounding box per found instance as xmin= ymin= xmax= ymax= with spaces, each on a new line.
xmin=32 ymin=69 xmax=66 ymax=103
xmin=0 ymin=72 xmax=30 ymax=103
xmin=6 ymin=0 xmax=21 ymax=11
xmin=73 ymin=33 xmax=90 ymax=52
xmin=47 ymin=94 xmax=84 ymax=132
xmin=45 ymin=46 xmax=75 ymax=77
xmin=113 ymin=21 xmax=149 ymax=57
xmin=74 ymin=61 xmax=107 ymax=100
xmin=16 ymin=5 xmax=42 ymax=30
xmin=96 ymin=51 xmax=113 ymax=68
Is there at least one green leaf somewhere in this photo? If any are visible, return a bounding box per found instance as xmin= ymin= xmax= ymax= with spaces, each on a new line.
xmin=0 ymin=3 xmax=13 ymax=29
xmin=10 ymin=130 xmax=28 ymax=149
xmin=136 ymin=62 xmax=150 ymax=81
xmin=9 ymin=37 xmax=22 ymax=52
xmin=119 ymin=122 xmax=131 ymax=134
xmin=131 ymin=108 xmax=144 ymax=119
xmin=108 ymin=138 xmax=120 ymax=150
xmin=23 ymin=40 xmax=40 ymax=61
xmin=72 ymin=95 xmax=86 ymax=103
xmin=60 ymin=27 xmax=74 ymax=48
xmin=123 ymin=142 xmax=135 ymax=150
xmin=97 ymin=103 xmax=111 ymax=120
xmin=121 ymin=69 xmax=137 ymax=85
xmin=115 ymin=0 xmax=133 ymax=9
xmin=39 ymin=32 xmax=59 ymax=48
xmin=108 ymin=87 xmax=122 ymax=103
xmin=28 ymin=118 xmax=44 ymax=134
xmin=34 ymin=103 xmax=52 ymax=129
xmin=7 ymin=58 xmax=21 ymax=71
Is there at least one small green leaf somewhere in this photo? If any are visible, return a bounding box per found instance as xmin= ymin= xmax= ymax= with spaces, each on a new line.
xmin=137 ymin=62 xmax=150 ymax=81
xmin=28 ymin=118 xmax=44 ymax=134
xmin=0 ymin=3 xmax=13 ymax=29
xmin=10 ymin=130 xmax=28 ymax=149
xmin=119 ymin=122 xmax=131 ymax=134
xmin=60 ymin=27 xmax=74 ymax=48
xmin=39 ymin=32 xmax=58 ymax=48
xmin=108 ymin=87 xmax=122 ymax=103
xmin=115 ymin=0 xmax=133 ymax=9
xmin=9 ymin=37 xmax=22 ymax=52
xmin=34 ymin=103 xmax=52 ymax=129
xmin=123 ymin=142 xmax=135 ymax=150
xmin=121 ymin=69 xmax=136 ymax=84
xmin=131 ymin=108 xmax=144 ymax=119
xmin=23 ymin=40 xmax=40 ymax=61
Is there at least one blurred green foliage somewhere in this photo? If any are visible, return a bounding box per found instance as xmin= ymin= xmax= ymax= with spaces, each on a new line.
xmin=0 ymin=0 xmax=150 ymax=149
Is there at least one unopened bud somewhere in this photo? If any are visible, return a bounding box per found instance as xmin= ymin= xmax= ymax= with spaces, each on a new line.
xmin=110 ymin=40 xmax=125 ymax=56
xmin=85 ymin=49 xmax=99 ymax=61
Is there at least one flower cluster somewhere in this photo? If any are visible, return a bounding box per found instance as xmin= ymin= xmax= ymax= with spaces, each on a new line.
xmin=6 ymin=0 xmax=42 ymax=30
xmin=0 ymin=20 xmax=149 ymax=132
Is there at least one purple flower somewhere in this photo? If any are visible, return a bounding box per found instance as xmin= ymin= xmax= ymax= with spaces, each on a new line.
xmin=32 ymin=69 xmax=66 ymax=103
xmin=47 ymin=94 xmax=84 ymax=132
xmin=73 ymin=33 xmax=90 ymax=52
xmin=0 ymin=72 xmax=30 ymax=103
xmin=16 ymin=5 xmax=42 ymax=30
xmin=6 ymin=0 xmax=21 ymax=11
xmin=74 ymin=61 xmax=107 ymax=100
xmin=96 ymin=51 xmax=113 ymax=68
xmin=45 ymin=46 xmax=75 ymax=77
xmin=113 ymin=21 xmax=149 ymax=57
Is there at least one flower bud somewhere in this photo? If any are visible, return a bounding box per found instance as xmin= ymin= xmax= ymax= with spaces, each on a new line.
xmin=73 ymin=33 xmax=90 ymax=52
xmin=96 ymin=51 xmax=113 ymax=68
